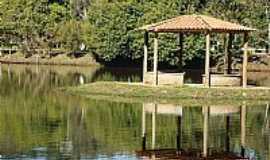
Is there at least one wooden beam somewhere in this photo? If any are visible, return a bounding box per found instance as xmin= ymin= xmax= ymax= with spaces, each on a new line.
xmin=178 ymin=33 xmax=183 ymax=71
xmin=205 ymin=33 xmax=210 ymax=87
xmin=153 ymin=33 xmax=158 ymax=86
xmin=143 ymin=32 xmax=149 ymax=83
xmin=243 ymin=33 xmax=249 ymax=88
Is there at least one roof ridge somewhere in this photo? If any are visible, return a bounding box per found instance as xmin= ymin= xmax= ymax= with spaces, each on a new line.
xmin=196 ymin=15 xmax=212 ymax=30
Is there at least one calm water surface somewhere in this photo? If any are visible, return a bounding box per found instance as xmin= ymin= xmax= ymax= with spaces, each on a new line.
xmin=0 ymin=64 xmax=269 ymax=160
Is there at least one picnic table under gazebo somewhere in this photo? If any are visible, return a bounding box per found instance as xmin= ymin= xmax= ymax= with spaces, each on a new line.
xmin=139 ymin=14 xmax=255 ymax=88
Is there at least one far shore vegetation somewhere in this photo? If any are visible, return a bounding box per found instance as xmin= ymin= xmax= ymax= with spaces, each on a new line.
xmin=0 ymin=52 xmax=99 ymax=66
xmin=0 ymin=0 xmax=269 ymax=67
xmin=64 ymin=82 xmax=270 ymax=105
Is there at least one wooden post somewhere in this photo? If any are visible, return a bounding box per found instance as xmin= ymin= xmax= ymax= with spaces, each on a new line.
xmin=241 ymin=103 xmax=246 ymax=157
xmin=224 ymin=33 xmax=233 ymax=74
xmin=178 ymin=33 xmax=183 ymax=71
xmin=143 ymin=32 xmax=149 ymax=83
xmin=9 ymin=48 xmax=11 ymax=59
xmin=203 ymin=106 xmax=209 ymax=158
xmin=268 ymin=23 xmax=270 ymax=54
xmin=205 ymin=33 xmax=210 ymax=87
xmin=243 ymin=33 xmax=249 ymax=88
xmin=151 ymin=104 xmax=157 ymax=149
xmin=224 ymin=34 xmax=229 ymax=75
xmin=267 ymin=8 xmax=270 ymax=54
xmin=153 ymin=33 xmax=159 ymax=86
xmin=142 ymin=104 xmax=146 ymax=150
xmin=228 ymin=34 xmax=233 ymax=74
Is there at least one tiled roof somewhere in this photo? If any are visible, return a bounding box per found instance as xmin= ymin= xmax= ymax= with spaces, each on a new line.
xmin=140 ymin=15 xmax=255 ymax=33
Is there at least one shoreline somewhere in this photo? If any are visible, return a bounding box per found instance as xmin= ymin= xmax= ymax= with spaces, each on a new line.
xmin=2 ymin=59 xmax=270 ymax=72
xmin=0 ymin=53 xmax=100 ymax=67
xmin=2 ymin=58 xmax=270 ymax=72
xmin=0 ymin=59 xmax=100 ymax=67
xmin=63 ymin=82 xmax=270 ymax=105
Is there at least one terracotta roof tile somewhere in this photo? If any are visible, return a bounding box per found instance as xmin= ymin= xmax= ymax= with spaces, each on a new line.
xmin=140 ymin=15 xmax=255 ymax=33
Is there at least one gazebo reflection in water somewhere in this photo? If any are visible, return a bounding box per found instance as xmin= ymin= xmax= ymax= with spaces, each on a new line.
xmin=136 ymin=103 xmax=255 ymax=160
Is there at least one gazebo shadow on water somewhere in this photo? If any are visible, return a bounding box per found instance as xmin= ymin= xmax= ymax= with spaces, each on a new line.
xmin=139 ymin=14 xmax=256 ymax=88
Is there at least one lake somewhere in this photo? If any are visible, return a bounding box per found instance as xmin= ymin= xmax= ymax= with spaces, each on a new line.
xmin=0 ymin=64 xmax=269 ymax=159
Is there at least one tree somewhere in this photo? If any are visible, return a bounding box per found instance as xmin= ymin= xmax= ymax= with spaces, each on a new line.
xmin=0 ymin=0 xmax=269 ymax=67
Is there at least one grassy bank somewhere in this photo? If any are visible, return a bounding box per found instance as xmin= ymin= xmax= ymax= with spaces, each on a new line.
xmin=64 ymin=82 xmax=270 ymax=105
xmin=0 ymin=52 xmax=99 ymax=66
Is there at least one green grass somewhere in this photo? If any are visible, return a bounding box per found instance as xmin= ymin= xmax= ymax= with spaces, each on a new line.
xmin=63 ymin=82 xmax=270 ymax=105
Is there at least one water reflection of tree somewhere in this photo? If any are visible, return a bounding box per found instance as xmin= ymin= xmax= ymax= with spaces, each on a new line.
xmin=0 ymin=64 xmax=142 ymax=93
xmin=0 ymin=64 xmax=100 ymax=97
xmin=0 ymin=92 xmax=139 ymax=157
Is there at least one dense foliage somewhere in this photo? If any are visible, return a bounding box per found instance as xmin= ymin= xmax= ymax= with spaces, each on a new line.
xmin=0 ymin=0 xmax=269 ymax=66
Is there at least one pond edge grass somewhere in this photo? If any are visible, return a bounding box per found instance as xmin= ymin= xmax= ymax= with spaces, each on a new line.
xmin=62 ymin=82 xmax=270 ymax=105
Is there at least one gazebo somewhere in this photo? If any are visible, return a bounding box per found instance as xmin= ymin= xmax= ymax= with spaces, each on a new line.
xmin=140 ymin=14 xmax=255 ymax=88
